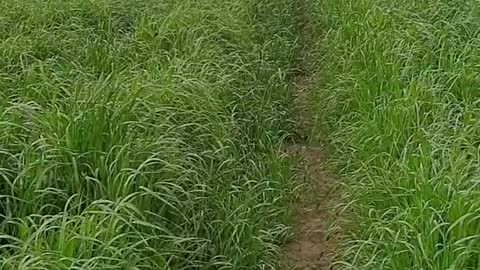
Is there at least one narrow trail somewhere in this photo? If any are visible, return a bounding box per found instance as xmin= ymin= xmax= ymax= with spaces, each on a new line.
xmin=282 ymin=3 xmax=342 ymax=269
xmin=283 ymin=78 xmax=340 ymax=270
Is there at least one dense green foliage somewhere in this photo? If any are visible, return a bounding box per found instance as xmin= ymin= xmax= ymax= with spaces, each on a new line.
xmin=6 ymin=0 xmax=478 ymax=268
xmin=0 ymin=0 xmax=299 ymax=269
xmin=310 ymin=0 xmax=480 ymax=268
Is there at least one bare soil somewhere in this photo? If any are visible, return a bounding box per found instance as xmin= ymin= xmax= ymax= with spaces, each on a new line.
xmin=283 ymin=77 xmax=341 ymax=269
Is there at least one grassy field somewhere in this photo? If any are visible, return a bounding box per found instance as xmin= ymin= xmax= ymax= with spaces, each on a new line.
xmin=4 ymin=0 xmax=480 ymax=269
xmin=0 ymin=0 xmax=301 ymax=269
xmin=309 ymin=0 xmax=480 ymax=269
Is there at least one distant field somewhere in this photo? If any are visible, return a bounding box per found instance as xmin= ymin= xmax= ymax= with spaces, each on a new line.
xmin=0 ymin=0 xmax=299 ymax=269
xmin=310 ymin=0 xmax=480 ymax=268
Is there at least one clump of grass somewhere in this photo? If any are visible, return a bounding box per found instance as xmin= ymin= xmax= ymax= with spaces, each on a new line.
xmin=309 ymin=0 xmax=480 ymax=269
xmin=0 ymin=0 xmax=300 ymax=269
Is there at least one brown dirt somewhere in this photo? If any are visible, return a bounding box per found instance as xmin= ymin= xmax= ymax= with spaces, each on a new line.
xmin=283 ymin=76 xmax=342 ymax=269
xmin=282 ymin=1 xmax=345 ymax=266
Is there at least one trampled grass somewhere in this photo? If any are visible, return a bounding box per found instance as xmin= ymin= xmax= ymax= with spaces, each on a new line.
xmin=0 ymin=0 xmax=300 ymax=269
xmin=309 ymin=0 xmax=480 ymax=269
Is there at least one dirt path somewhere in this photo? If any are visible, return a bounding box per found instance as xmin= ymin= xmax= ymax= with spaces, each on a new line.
xmin=281 ymin=1 xmax=343 ymax=268
xmin=283 ymin=75 xmax=341 ymax=269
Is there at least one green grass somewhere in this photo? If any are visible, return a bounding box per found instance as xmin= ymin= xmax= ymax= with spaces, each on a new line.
xmin=0 ymin=0 xmax=301 ymax=269
xmin=307 ymin=0 xmax=480 ymax=269
xmin=8 ymin=0 xmax=479 ymax=268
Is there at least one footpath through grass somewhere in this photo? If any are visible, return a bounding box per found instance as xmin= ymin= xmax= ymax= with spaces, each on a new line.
xmin=308 ymin=0 xmax=480 ymax=269
xmin=0 ymin=0 xmax=300 ymax=269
